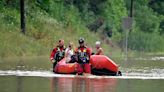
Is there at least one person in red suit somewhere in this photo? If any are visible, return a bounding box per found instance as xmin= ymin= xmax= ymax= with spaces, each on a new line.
xmin=75 ymin=38 xmax=91 ymax=75
xmin=50 ymin=39 xmax=65 ymax=72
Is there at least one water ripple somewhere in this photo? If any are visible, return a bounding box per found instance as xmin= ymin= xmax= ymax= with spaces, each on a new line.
xmin=0 ymin=69 xmax=164 ymax=79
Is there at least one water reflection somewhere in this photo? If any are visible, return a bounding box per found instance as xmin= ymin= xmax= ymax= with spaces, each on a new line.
xmin=1 ymin=75 xmax=164 ymax=92
xmin=50 ymin=77 xmax=118 ymax=92
xmin=17 ymin=76 xmax=23 ymax=92
xmin=50 ymin=77 xmax=74 ymax=92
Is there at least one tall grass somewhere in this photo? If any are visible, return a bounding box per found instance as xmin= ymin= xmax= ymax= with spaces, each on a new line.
xmin=1 ymin=1 xmax=163 ymax=59
xmin=0 ymin=2 xmax=120 ymax=58
xmin=128 ymin=31 xmax=164 ymax=52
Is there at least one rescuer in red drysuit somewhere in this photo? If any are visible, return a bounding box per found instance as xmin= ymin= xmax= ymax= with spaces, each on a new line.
xmin=50 ymin=39 xmax=65 ymax=72
xmin=75 ymin=38 xmax=91 ymax=75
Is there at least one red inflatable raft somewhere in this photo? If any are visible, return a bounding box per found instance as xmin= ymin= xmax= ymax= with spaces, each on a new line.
xmin=54 ymin=55 xmax=121 ymax=76
xmin=90 ymin=55 xmax=120 ymax=75
xmin=54 ymin=58 xmax=78 ymax=74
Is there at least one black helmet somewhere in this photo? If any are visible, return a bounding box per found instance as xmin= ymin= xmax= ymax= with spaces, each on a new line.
xmin=78 ymin=37 xmax=84 ymax=43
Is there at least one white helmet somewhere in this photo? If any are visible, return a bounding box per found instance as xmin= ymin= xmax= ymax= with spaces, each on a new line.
xmin=95 ymin=41 xmax=101 ymax=45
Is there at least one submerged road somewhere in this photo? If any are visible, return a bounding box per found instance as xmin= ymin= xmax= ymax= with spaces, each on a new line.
xmin=0 ymin=69 xmax=164 ymax=79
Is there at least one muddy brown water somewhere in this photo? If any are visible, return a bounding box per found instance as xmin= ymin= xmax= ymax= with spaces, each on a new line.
xmin=0 ymin=56 xmax=164 ymax=92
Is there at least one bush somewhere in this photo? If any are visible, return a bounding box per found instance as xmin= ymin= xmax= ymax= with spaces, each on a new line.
xmin=128 ymin=31 xmax=164 ymax=52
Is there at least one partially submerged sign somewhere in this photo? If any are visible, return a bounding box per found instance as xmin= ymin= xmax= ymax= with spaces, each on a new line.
xmin=122 ymin=17 xmax=132 ymax=30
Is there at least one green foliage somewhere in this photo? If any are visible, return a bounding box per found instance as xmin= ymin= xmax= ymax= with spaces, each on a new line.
xmin=134 ymin=1 xmax=160 ymax=33
xmin=0 ymin=0 xmax=164 ymax=58
xmin=102 ymin=0 xmax=127 ymax=32
xmin=148 ymin=0 xmax=164 ymax=15
xmin=128 ymin=31 xmax=164 ymax=52
xmin=36 ymin=0 xmax=50 ymax=12
xmin=0 ymin=0 xmax=19 ymax=9
xmin=0 ymin=3 xmax=20 ymax=28
xmin=136 ymin=12 xmax=159 ymax=33
xmin=159 ymin=19 xmax=164 ymax=35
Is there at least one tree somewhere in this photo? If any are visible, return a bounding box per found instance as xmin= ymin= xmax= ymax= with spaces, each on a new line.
xmin=133 ymin=1 xmax=160 ymax=33
xmin=148 ymin=0 xmax=164 ymax=15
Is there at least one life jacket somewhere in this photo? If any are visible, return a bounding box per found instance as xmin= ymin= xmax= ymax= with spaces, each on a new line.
xmin=54 ymin=47 xmax=65 ymax=62
xmin=77 ymin=46 xmax=89 ymax=64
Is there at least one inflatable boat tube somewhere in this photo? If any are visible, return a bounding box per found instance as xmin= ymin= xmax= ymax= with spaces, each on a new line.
xmin=54 ymin=58 xmax=78 ymax=74
xmin=54 ymin=55 xmax=120 ymax=76
xmin=90 ymin=55 xmax=119 ymax=75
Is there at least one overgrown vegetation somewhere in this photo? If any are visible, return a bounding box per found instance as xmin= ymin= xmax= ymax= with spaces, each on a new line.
xmin=0 ymin=0 xmax=164 ymax=58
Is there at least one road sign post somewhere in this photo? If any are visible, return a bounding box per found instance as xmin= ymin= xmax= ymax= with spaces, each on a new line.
xmin=122 ymin=17 xmax=132 ymax=61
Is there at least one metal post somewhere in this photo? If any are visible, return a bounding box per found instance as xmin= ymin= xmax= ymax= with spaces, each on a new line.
xmin=20 ymin=0 xmax=25 ymax=34
xmin=122 ymin=17 xmax=132 ymax=62
xmin=125 ymin=29 xmax=128 ymax=61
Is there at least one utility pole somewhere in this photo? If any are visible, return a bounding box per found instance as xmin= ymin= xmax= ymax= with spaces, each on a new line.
xmin=122 ymin=0 xmax=134 ymax=61
xmin=130 ymin=0 xmax=133 ymax=17
xmin=20 ymin=0 xmax=25 ymax=34
xmin=129 ymin=0 xmax=133 ymax=34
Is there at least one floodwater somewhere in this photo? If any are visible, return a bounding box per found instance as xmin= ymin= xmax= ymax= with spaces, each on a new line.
xmin=0 ymin=56 xmax=164 ymax=92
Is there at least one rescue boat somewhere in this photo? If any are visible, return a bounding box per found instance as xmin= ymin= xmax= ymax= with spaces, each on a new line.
xmin=54 ymin=55 xmax=121 ymax=76
xmin=90 ymin=55 xmax=121 ymax=76
xmin=54 ymin=58 xmax=78 ymax=74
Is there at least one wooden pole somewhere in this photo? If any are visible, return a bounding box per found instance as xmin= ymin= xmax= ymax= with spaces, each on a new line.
xmin=129 ymin=0 xmax=133 ymax=34
xmin=130 ymin=0 xmax=133 ymax=17
xmin=20 ymin=0 xmax=25 ymax=34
